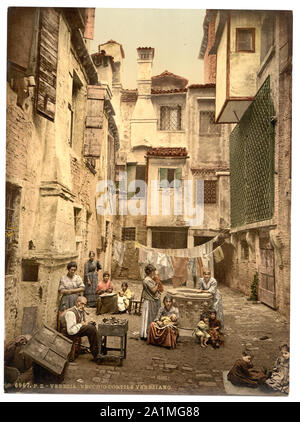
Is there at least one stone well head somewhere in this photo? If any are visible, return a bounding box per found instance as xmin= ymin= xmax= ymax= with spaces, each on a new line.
xmin=166 ymin=287 xmax=213 ymax=330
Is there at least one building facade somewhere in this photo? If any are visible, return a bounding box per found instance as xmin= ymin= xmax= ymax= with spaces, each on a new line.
xmin=199 ymin=10 xmax=292 ymax=317
xmin=93 ymin=44 xmax=230 ymax=279
xmin=5 ymin=7 xmax=118 ymax=340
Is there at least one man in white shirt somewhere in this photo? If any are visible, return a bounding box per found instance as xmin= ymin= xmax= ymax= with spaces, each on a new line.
xmin=63 ymin=296 xmax=99 ymax=360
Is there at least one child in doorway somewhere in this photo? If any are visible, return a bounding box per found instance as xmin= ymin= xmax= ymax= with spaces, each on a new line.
xmin=117 ymin=282 xmax=132 ymax=313
xmin=193 ymin=314 xmax=211 ymax=348
xmin=227 ymin=349 xmax=267 ymax=388
xmin=264 ymin=343 xmax=289 ymax=394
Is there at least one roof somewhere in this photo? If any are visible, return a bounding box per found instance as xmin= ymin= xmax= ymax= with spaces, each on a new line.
xmin=121 ymin=89 xmax=138 ymax=102
xmin=188 ymin=83 xmax=215 ymax=89
xmin=151 ymin=88 xmax=187 ymax=95
xmin=147 ymin=147 xmax=188 ymax=157
xmin=152 ymin=70 xmax=188 ymax=87
xmin=98 ymin=40 xmax=125 ymax=58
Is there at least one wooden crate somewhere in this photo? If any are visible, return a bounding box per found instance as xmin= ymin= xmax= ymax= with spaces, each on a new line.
xmin=22 ymin=324 xmax=73 ymax=376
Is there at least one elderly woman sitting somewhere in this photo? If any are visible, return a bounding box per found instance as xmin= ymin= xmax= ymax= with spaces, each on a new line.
xmin=147 ymin=295 xmax=179 ymax=349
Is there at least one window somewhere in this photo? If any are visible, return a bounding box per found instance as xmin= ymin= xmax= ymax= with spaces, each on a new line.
xmin=74 ymin=207 xmax=82 ymax=235
xmin=236 ymin=28 xmax=255 ymax=52
xmin=127 ymin=164 xmax=147 ymax=198
xmin=199 ymin=111 xmax=221 ymax=135
xmin=204 ymin=180 xmax=217 ymax=204
xmin=160 ymin=106 xmax=182 ymax=130
xmin=22 ymin=259 xmax=39 ymax=282
xmin=135 ymin=165 xmax=146 ymax=198
xmin=159 ymin=168 xmax=182 ymax=188
xmin=122 ymin=227 xmax=136 ymax=241
xmin=241 ymin=240 xmax=249 ymax=260
xmin=69 ymin=71 xmax=83 ymax=148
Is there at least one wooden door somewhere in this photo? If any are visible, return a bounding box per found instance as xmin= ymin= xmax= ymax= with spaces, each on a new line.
xmin=259 ymin=236 xmax=276 ymax=308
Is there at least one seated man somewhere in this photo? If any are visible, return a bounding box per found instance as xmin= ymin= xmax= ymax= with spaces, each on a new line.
xmin=62 ymin=296 xmax=99 ymax=361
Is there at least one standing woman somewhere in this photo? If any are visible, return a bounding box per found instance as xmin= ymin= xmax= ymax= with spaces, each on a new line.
xmin=84 ymin=251 xmax=102 ymax=308
xmin=198 ymin=269 xmax=224 ymax=328
xmin=140 ymin=264 xmax=161 ymax=340
xmin=58 ymin=262 xmax=85 ymax=311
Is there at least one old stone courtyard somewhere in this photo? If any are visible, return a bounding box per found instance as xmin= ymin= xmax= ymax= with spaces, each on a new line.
xmin=7 ymin=278 xmax=289 ymax=397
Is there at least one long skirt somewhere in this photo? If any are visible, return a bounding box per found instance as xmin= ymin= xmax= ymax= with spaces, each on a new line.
xmin=140 ymin=299 xmax=160 ymax=339
xmin=84 ymin=272 xmax=98 ymax=307
xmin=147 ymin=323 xmax=179 ymax=349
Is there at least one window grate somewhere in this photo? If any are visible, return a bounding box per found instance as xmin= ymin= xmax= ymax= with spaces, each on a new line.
xmin=160 ymin=106 xmax=182 ymax=130
xmin=230 ymin=76 xmax=274 ymax=227
xmin=122 ymin=227 xmax=136 ymax=241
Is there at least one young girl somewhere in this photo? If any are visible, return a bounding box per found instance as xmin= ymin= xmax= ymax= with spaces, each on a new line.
xmin=227 ymin=349 xmax=267 ymax=388
xmin=264 ymin=344 xmax=289 ymax=394
xmin=117 ymin=282 xmax=132 ymax=313
xmin=208 ymin=310 xmax=224 ymax=348
xmin=193 ymin=314 xmax=211 ymax=348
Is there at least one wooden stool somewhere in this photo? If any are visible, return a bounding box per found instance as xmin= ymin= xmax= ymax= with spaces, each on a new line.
xmin=97 ymin=320 xmax=128 ymax=366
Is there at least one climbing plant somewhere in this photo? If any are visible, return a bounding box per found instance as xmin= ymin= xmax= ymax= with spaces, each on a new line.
xmin=250 ymin=272 xmax=259 ymax=301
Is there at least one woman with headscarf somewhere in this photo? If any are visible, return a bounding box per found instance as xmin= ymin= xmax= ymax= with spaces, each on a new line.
xmin=197 ymin=269 xmax=224 ymax=328
xmin=147 ymin=295 xmax=179 ymax=349
xmin=84 ymin=251 xmax=102 ymax=308
xmin=140 ymin=264 xmax=161 ymax=340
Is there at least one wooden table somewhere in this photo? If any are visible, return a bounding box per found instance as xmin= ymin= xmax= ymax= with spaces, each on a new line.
xmin=97 ymin=319 xmax=128 ymax=366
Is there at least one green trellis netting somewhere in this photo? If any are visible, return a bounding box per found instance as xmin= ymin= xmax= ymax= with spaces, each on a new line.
xmin=230 ymin=76 xmax=275 ymax=228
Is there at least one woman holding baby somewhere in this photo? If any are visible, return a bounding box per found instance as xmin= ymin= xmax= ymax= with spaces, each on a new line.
xmin=147 ymin=295 xmax=179 ymax=349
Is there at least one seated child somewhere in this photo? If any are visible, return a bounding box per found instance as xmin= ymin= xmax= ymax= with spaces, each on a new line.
xmin=193 ymin=314 xmax=211 ymax=348
xmin=208 ymin=310 xmax=224 ymax=348
xmin=227 ymin=349 xmax=267 ymax=388
xmin=264 ymin=343 xmax=289 ymax=394
xmin=117 ymin=282 xmax=132 ymax=313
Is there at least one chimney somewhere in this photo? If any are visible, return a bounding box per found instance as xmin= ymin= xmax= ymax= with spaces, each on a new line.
xmin=130 ymin=47 xmax=157 ymax=148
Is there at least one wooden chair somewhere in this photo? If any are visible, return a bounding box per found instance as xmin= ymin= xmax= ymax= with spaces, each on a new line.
xmin=57 ymin=309 xmax=81 ymax=362
xmin=128 ymin=292 xmax=143 ymax=316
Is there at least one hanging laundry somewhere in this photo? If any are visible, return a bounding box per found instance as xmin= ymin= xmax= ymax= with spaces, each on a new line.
xmin=112 ymin=240 xmax=125 ymax=266
xmin=171 ymin=257 xmax=188 ymax=287
xmin=213 ymin=245 xmax=224 ymax=263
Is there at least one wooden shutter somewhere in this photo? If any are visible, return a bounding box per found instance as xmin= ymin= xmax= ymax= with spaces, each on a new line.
xmin=36 ymin=8 xmax=59 ymax=120
xmin=159 ymin=168 xmax=168 ymax=188
xmin=175 ymin=168 xmax=182 ymax=181
xmin=83 ymin=86 xmax=104 ymax=157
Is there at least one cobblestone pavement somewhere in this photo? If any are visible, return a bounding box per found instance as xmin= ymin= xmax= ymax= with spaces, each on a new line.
xmin=12 ymin=279 xmax=289 ymax=397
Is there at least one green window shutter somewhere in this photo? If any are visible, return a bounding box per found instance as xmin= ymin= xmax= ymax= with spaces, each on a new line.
xmin=175 ymin=168 xmax=182 ymax=180
xmin=159 ymin=168 xmax=168 ymax=188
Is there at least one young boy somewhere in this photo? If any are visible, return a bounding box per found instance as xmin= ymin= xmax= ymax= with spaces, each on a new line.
xmin=193 ymin=314 xmax=211 ymax=348
xmin=227 ymin=349 xmax=267 ymax=388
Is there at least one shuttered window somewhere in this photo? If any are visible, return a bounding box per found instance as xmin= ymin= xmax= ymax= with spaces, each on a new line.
xmin=159 ymin=168 xmax=182 ymax=188
xmin=36 ymin=8 xmax=59 ymax=120
xmin=83 ymin=85 xmax=104 ymax=157
xmin=236 ymin=28 xmax=255 ymax=52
